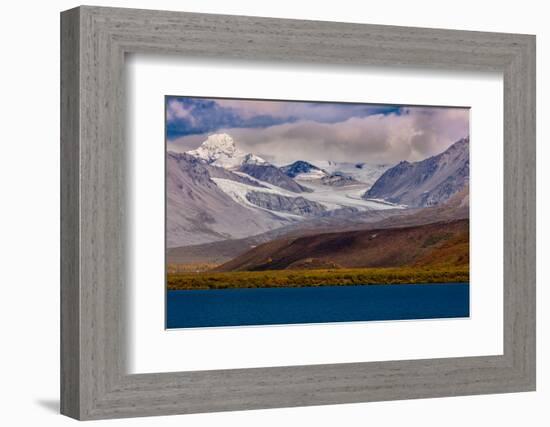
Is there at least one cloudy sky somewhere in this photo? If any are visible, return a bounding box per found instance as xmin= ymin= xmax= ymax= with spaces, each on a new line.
xmin=166 ymin=96 xmax=469 ymax=165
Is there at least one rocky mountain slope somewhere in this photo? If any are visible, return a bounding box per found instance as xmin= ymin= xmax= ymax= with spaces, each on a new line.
xmin=281 ymin=160 xmax=327 ymax=179
xmin=364 ymin=137 xmax=469 ymax=207
xmin=239 ymin=161 xmax=311 ymax=193
xmin=320 ymin=172 xmax=362 ymax=187
xmin=187 ymin=133 xmax=310 ymax=192
xmin=245 ymin=191 xmax=326 ymax=216
xmin=168 ymin=132 xmax=469 ymax=249
xmin=166 ymin=187 xmax=469 ymax=266
xmin=167 ymin=147 xmax=373 ymax=247
xmin=167 ymin=152 xmax=293 ymax=247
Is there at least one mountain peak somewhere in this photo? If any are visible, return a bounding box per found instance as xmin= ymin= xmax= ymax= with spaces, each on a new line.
xmin=187 ymin=133 xmax=268 ymax=169
xmin=195 ymin=133 xmax=237 ymax=155
xmin=281 ymin=160 xmax=326 ymax=179
xmin=187 ymin=133 xmax=241 ymax=166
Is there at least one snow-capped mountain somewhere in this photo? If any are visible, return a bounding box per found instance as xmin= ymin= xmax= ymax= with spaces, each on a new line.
xmin=170 ymin=133 xmax=402 ymax=247
xmin=187 ymin=133 xmax=267 ymax=169
xmin=169 ymin=132 xmax=469 ymax=253
xmin=166 ymin=152 xmax=290 ymax=247
xmin=187 ymin=133 xmax=309 ymax=193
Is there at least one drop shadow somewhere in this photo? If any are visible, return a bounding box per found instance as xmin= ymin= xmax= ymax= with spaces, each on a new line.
xmin=35 ymin=399 xmax=59 ymax=414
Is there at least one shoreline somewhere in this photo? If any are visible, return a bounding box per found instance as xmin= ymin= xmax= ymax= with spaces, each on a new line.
xmin=167 ymin=266 xmax=469 ymax=290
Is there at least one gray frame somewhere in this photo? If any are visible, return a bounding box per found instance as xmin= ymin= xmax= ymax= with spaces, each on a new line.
xmin=61 ymin=5 xmax=536 ymax=420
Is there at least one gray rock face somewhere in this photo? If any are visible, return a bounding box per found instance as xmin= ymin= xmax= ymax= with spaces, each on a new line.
xmin=321 ymin=172 xmax=362 ymax=187
xmin=239 ymin=163 xmax=312 ymax=193
xmin=166 ymin=152 xmax=290 ymax=247
xmin=204 ymin=162 xmax=266 ymax=188
xmin=170 ymin=152 xmax=265 ymax=188
xmin=245 ymin=191 xmax=327 ymax=216
xmin=364 ymin=137 xmax=469 ymax=207
xmin=281 ymin=160 xmax=361 ymax=187
xmin=280 ymin=160 xmax=326 ymax=178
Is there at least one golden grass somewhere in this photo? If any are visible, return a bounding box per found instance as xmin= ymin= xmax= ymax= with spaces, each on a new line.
xmin=167 ymin=263 xmax=220 ymax=274
xmin=167 ymin=266 xmax=469 ymax=290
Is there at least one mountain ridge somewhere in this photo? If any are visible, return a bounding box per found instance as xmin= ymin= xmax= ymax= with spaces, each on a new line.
xmin=187 ymin=133 xmax=311 ymax=193
xmin=281 ymin=160 xmax=327 ymax=179
xmin=364 ymin=137 xmax=469 ymax=207
xmin=166 ymin=152 xmax=294 ymax=247
xmin=169 ymin=133 xmax=469 ymax=249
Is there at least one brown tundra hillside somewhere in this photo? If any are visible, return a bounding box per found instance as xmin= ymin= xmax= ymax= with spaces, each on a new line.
xmin=216 ymin=219 xmax=469 ymax=272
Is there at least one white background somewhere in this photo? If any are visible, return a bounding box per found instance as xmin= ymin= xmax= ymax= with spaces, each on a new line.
xmin=129 ymin=57 xmax=503 ymax=373
xmin=0 ymin=1 xmax=547 ymax=426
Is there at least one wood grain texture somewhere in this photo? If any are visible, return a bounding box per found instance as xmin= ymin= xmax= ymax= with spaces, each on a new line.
xmin=60 ymin=7 xmax=80 ymax=419
xmin=60 ymin=6 xmax=536 ymax=420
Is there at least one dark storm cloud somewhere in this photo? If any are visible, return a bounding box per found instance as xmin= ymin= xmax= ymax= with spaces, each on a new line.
xmin=165 ymin=97 xmax=294 ymax=138
xmin=166 ymin=97 xmax=469 ymax=165
xmin=166 ymin=97 xmax=400 ymax=139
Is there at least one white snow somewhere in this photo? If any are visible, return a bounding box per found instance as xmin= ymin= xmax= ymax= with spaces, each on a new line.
xmin=295 ymin=179 xmax=399 ymax=211
xmin=311 ymin=160 xmax=391 ymax=189
xmin=212 ymin=171 xmax=401 ymax=218
xmin=293 ymin=169 xmax=328 ymax=180
xmin=360 ymin=197 xmax=408 ymax=208
xmin=187 ymin=133 xmax=267 ymax=169
xmin=187 ymin=133 xmax=400 ymax=216
xmin=211 ymin=178 xmax=304 ymax=220
xmin=211 ymin=155 xmax=248 ymax=169
xmin=187 ymin=133 xmax=239 ymax=161
xmin=242 ymin=153 xmax=267 ymax=165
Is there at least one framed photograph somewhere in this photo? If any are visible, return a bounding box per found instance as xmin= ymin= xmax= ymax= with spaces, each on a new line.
xmin=165 ymin=96 xmax=471 ymax=329
xmin=61 ymin=6 xmax=536 ymax=420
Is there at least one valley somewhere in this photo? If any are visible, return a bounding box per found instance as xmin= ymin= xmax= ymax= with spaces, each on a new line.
xmin=167 ymin=132 xmax=470 ymax=289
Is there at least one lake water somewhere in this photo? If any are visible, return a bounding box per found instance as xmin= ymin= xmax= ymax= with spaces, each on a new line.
xmin=166 ymin=283 xmax=469 ymax=329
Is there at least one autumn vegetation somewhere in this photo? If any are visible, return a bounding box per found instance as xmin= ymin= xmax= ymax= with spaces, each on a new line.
xmin=167 ymin=219 xmax=470 ymax=291
xmin=167 ymin=266 xmax=468 ymax=290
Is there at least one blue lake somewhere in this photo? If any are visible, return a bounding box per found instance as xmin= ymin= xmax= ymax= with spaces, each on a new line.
xmin=166 ymin=283 xmax=469 ymax=329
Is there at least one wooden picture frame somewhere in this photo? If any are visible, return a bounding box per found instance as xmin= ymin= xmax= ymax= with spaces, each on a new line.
xmin=60 ymin=6 xmax=536 ymax=420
